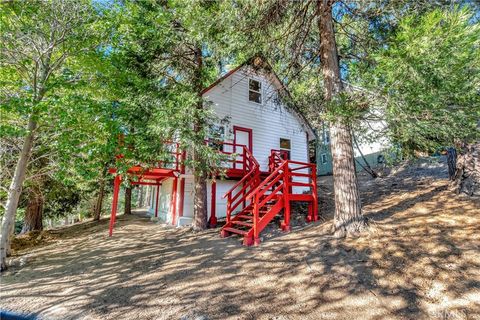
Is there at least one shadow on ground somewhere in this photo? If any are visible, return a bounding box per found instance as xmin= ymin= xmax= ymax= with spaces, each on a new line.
xmin=1 ymin=160 xmax=479 ymax=320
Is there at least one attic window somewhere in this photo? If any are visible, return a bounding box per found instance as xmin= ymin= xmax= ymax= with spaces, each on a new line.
xmin=248 ymin=79 xmax=262 ymax=104
xmin=280 ymin=138 xmax=291 ymax=160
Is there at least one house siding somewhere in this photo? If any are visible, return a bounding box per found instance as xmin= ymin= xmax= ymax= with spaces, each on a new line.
xmin=205 ymin=66 xmax=311 ymax=176
xmin=149 ymin=66 xmax=313 ymax=224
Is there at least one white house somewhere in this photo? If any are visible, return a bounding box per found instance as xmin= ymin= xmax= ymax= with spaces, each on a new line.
xmin=109 ymin=57 xmax=318 ymax=245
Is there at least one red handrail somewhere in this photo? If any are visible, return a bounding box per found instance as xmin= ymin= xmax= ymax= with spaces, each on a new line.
xmin=269 ymin=149 xmax=288 ymax=172
xmin=223 ymin=144 xmax=260 ymax=222
xmin=247 ymin=161 xmax=286 ymax=200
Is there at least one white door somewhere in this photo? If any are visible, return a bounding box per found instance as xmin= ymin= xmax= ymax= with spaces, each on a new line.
xmin=233 ymin=126 xmax=252 ymax=170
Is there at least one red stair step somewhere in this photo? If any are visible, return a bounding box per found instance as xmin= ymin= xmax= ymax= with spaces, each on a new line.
xmin=232 ymin=221 xmax=253 ymax=227
xmin=236 ymin=214 xmax=253 ymax=220
xmin=223 ymin=227 xmax=249 ymax=235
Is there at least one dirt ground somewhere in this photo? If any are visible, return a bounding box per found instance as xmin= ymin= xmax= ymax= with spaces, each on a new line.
xmin=1 ymin=158 xmax=479 ymax=320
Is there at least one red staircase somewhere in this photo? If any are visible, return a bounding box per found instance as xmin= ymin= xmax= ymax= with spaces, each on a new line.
xmin=221 ymin=149 xmax=318 ymax=246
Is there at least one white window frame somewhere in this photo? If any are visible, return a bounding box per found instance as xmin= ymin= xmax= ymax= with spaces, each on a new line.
xmin=248 ymin=78 xmax=262 ymax=104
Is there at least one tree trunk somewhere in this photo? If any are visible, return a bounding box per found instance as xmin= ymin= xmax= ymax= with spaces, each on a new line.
xmin=192 ymin=46 xmax=208 ymax=231
xmin=93 ymin=176 xmax=106 ymax=221
xmin=447 ymin=147 xmax=457 ymax=180
xmin=124 ymin=187 xmax=132 ymax=215
xmin=317 ymin=0 xmax=367 ymax=237
xmin=1 ymin=116 xmax=37 ymax=271
xmin=193 ymin=173 xmax=208 ymax=230
xmin=451 ymin=142 xmax=479 ymax=197
xmin=21 ymin=189 xmax=44 ymax=234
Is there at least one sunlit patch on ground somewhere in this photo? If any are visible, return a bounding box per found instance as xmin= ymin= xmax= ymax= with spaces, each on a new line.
xmin=1 ymin=159 xmax=479 ymax=319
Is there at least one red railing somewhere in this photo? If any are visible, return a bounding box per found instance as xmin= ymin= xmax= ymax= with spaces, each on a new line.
xmin=246 ymin=159 xmax=317 ymax=242
xmin=268 ymin=149 xmax=289 ymax=172
xmin=223 ymin=145 xmax=260 ymax=222
xmin=154 ymin=140 xmax=249 ymax=174
xmin=157 ymin=141 xmax=183 ymax=172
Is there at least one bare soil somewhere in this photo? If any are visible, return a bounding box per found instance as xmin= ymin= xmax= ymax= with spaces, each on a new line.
xmin=1 ymin=158 xmax=479 ymax=320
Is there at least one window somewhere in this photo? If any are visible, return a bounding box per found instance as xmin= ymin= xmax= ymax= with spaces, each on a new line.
xmin=280 ymin=138 xmax=291 ymax=160
xmin=248 ymin=79 xmax=262 ymax=104
xmin=321 ymin=153 xmax=327 ymax=164
xmin=209 ymin=124 xmax=225 ymax=151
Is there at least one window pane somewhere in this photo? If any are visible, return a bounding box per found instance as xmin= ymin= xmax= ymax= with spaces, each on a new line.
xmin=280 ymin=138 xmax=291 ymax=150
xmin=249 ymin=79 xmax=261 ymax=92
xmin=249 ymin=91 xmax=261 ymax=103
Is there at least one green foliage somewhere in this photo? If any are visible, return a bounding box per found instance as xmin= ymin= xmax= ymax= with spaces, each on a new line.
xmin=363 ymin=8 xmax=479 ymax=155
xmin=104 ymin=1 xmax=238 ymax=178
xmin=0 ymin=0 xmax=117 ymax=220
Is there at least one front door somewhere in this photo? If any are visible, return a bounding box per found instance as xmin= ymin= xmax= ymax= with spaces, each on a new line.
xmin=233 ymin=126 xmax=253 ymax=170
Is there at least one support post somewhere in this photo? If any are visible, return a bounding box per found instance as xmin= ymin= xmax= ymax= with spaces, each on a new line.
xmin=251 ymin=194 xmax=260 ymax=246
xmin=312 ymin=169 xmax=318 ymax=221
xmin=281 ymin=163 xmax=291 ymax=232
xmin=209 ymin=180 xmax=217 ymax=227
xmin=178 ymin=177 xmax=185 ymax=217
xmin=170 ymin=177 xmax=178 ymax=226
xmin=109 ymin=175 xmax=122 ymax=237
xmin=154 ymin=184 xmax=160 ymax=218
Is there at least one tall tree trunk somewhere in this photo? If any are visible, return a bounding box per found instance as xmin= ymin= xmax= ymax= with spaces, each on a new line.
xmin=124 ymin=187 xmax=132 ymax=215
xmin=93 ymin=174 xmax=107 ymax=221
xmin=317 ymin=0 xmax=367 ymax=237
xmin=192 ymin=46 xmax=208 ymax=231
xmin=1 ymin=116 xmax=37 ymax=271
xmin=451 ymin=142 xmax=479 ymax=196
xmin=21 ymin=189 xmax=44 ymax=234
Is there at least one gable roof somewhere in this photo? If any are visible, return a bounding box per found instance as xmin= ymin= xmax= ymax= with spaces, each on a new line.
xmin=202 ymin=56 xmax=317 ymax=140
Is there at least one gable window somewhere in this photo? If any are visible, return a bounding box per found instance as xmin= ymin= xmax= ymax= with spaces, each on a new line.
xmin=321 ymin=153 xmax=327 ymax=164
xmin=280 ymin=138 xmax=291 ymax=160
xmin=248 ymin=79 xmax=262 ymax=104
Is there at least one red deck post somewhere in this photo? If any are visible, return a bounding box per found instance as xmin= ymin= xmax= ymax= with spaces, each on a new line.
xmin=209 ymin=180 xmax=217 ymax=227
xmin=251 ymin=194 xmax=260 ymax=246
xmin=312 ymin=169 xmax=318 ymax=221
xmin=178 ymin=177 xmax=185 ymax=217
xmin=281 ymin=163 xmax=291 ymax=232
xmin=109 ymin=174 xmax=122 ymax=237
xmin=171 ymin=177 xmax=178 ymax=225
xmin=154 ymin=183 xmax=160 ymax=218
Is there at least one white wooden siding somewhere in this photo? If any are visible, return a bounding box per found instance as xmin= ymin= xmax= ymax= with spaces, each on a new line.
xmin=148 ymin=66 xmax=313 ymax=224
xmin=204 ymin=66 xmax=310 ymax=173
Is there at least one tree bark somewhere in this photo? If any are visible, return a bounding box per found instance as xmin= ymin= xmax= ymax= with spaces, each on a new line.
xmin=93 ymin=176 xmax=106 ymax=221
xmin=21 ymin=189 xmax=44 ymax=234
xmin=192 ymin=46 xmax=208 ymax=231
xmin=124 ymin=187 xmax=132 ymax=215
xmin=317 ymin=0 xmax=367 ymax=237
xmin=451 ymin=142 xmax=479 ymax=197
xmin=447 ymin=147 xmax=457 ymax=180
xmin=1 ymin=116 xmax=37 ymax=271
